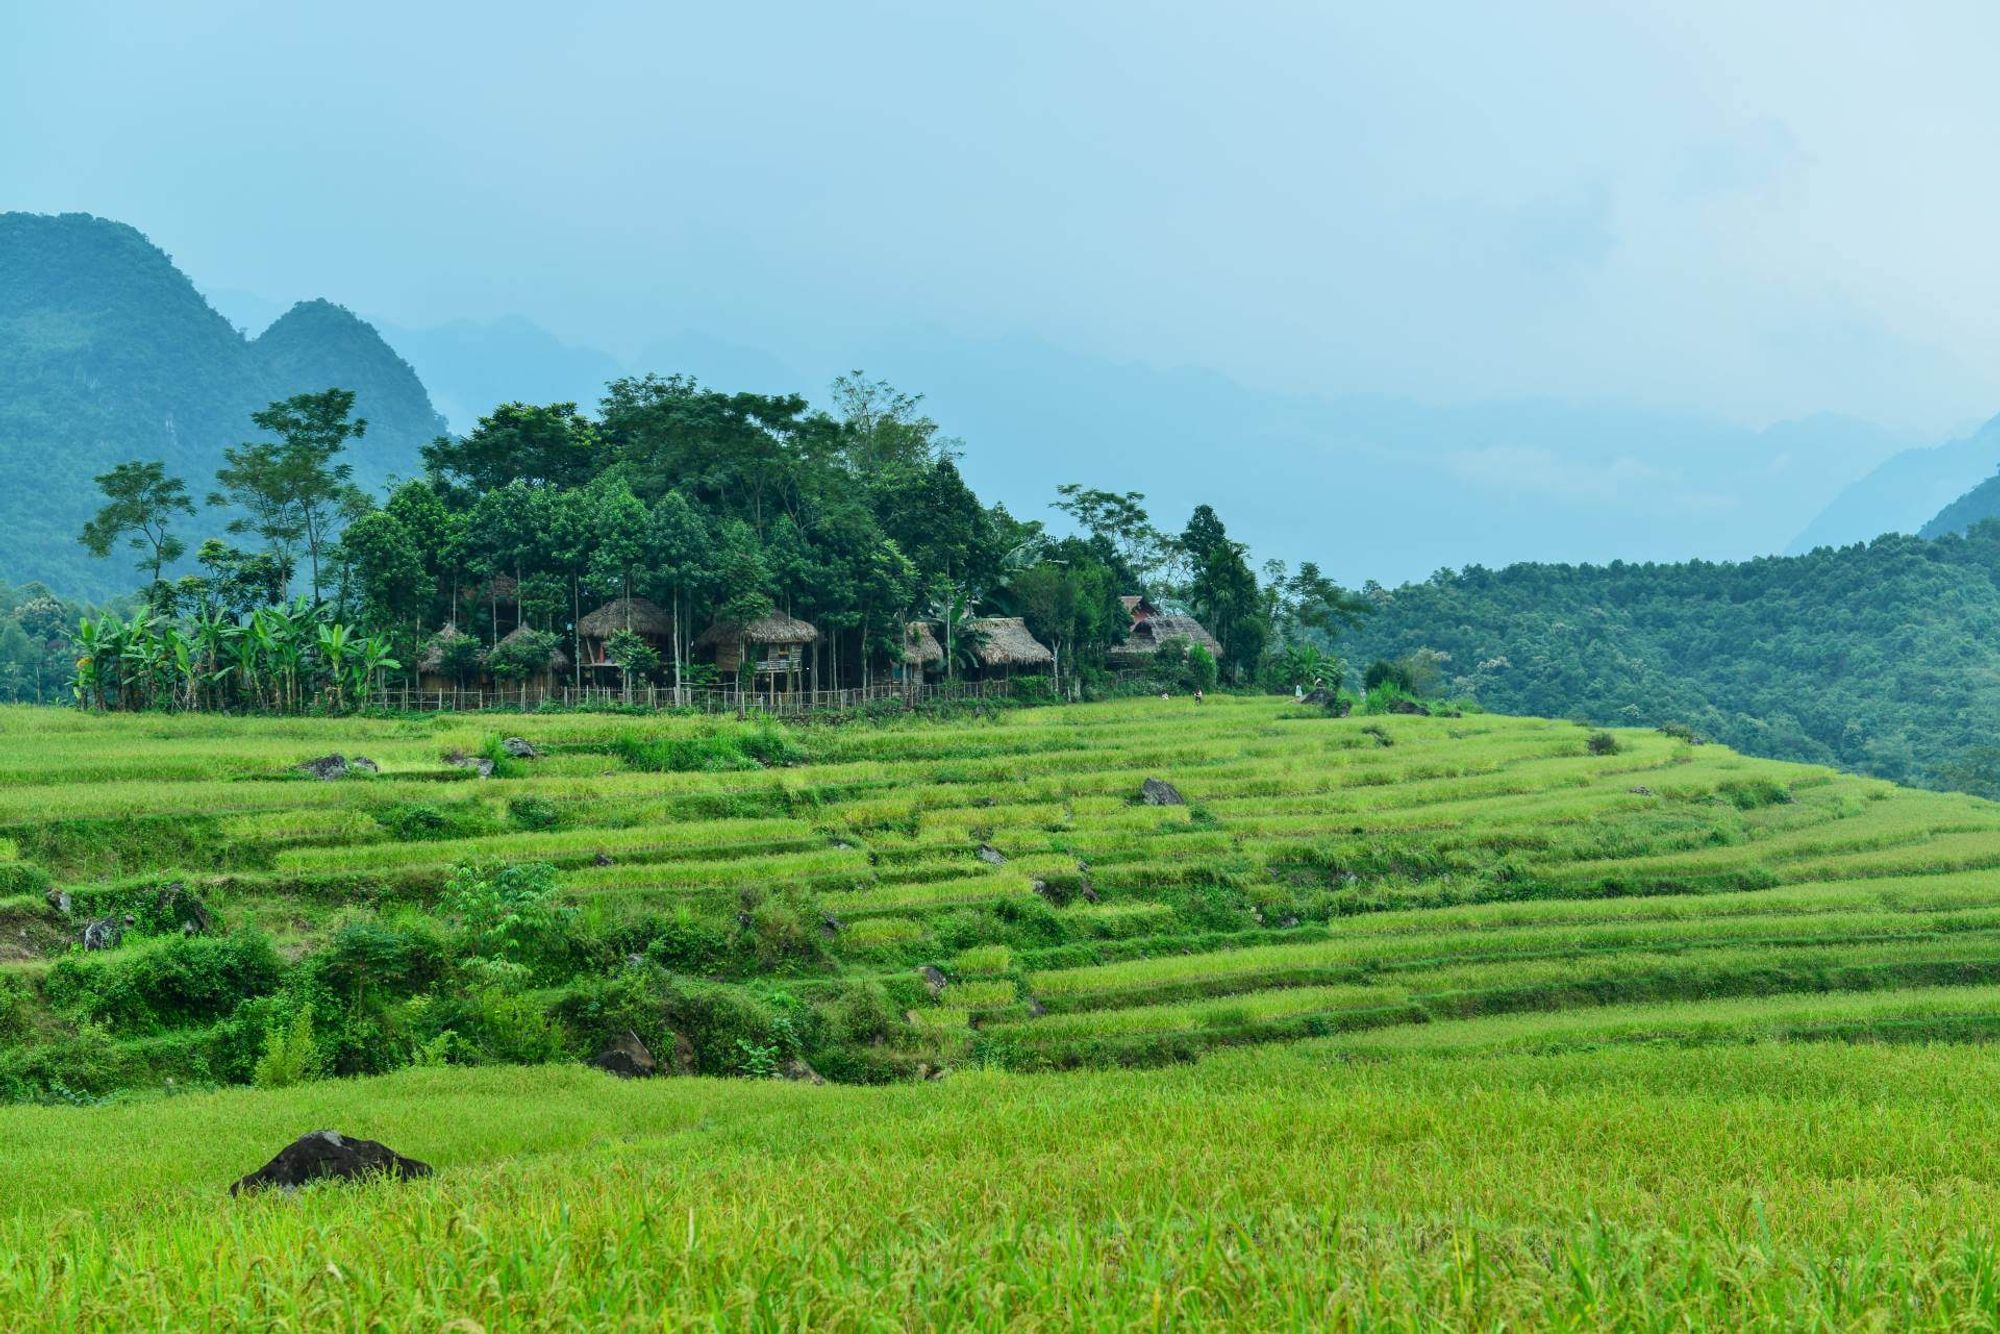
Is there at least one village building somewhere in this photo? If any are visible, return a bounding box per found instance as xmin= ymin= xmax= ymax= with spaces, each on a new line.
xmin=895 ymin=621 xmax=944 ymax=681
xmin=1108 ymin=603 xmax=1223 ymax=668
xmin=576 ymin=597 xmax=675 ymax=678
xmin=415 ymin=623 xmax=485 ymax=692
xmin=964 ymin=616 xmax=1055 ymax=678
xmin=696 ymin=611 xmax=820 ymax=697
xmin=493 ymin=622 xmax=570 ymax=693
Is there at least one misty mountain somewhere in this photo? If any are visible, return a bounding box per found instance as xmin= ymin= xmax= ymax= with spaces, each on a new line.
xmin=1786 ymin=415 xmax=2000 ymax=554
xmin=1919 ymin=450 xmax=2000 ymax=539
xmin=833 ymin=331 xmax=1915 ymax=584
xmin=0 ymin=213 xmax=445 ymax=597
xmin=375 ymin=317 xmax=624 ymax=435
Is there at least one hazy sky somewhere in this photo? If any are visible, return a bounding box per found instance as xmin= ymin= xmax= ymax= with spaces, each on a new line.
xmin=6 ymin=2 xmax=1998 ymax=435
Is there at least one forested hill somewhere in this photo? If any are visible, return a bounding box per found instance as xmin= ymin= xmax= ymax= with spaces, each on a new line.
xmin=1920 ymin=464 xmax=2000 ymax=539
xmin=1346 ymin=524 xmax=2000 ymax=796
xmin=0 ymin=213 xmax=444 ymax=596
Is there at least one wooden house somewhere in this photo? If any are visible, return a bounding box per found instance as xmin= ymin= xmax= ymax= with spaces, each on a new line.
xmin=696 ymin=612 xmax=821 ymax=694
xmin=576 ymin=597 xmax=675 ymax=677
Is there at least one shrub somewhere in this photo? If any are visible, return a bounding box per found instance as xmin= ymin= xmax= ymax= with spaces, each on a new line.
xmin=252 ymin=1007 xmax=324 ymax=1089
xmin=642 ymin=910 xmax=731 ymax=974
xmin=1186 ymin=645 xmax=1219 ymax=693
xmin=443 ymin=861 xmax=575 ymax=978
xmin=1719 ymin=777 xmax=1792 ymax=810
xmin=823 ymin=981 xmax=896 ymax=1046
xmin=374 ymin=800 xmax=495 ymax=842
xmin=487 ymin=628 xmax=559 ymax=683
xmin=45 ymin=933 xmax=284 ymax=1033
xmin=306 ymin=917 xmax=449 ymax=1004
xmin=1586 ymin=731 xmax=1621 ymax=756
xmin=508 ymin=796 xmax=563 ymax=832
xmin=740 ymin=901 xmax=829 ymax=972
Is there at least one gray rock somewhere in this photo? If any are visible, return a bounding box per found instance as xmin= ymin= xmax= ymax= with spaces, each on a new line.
xmin=779 ymin=1057 xmax=825 ymax=1084
xmin=1140 ymin=778 xmax=1186 ymax=806
xmin=501 ymin=737 xmax=539 ymax=759
xmin=1386 ymin=698 xmax=1431 ymax=716
xmin=919 ymin=964 xmax=948 ymax=997
xmin=45 ymin=888 xmax=70 ymax=917
xmin=348 ymin=756 xmax=379 ymax=774
xmin=298 ymin=754 xmax=349 ymax=781
xmin=591 ymin=1029 xmax=656 ymax=1079
xmin=80 ymin=916 xmax=121 ymax=951
xmin=230 ymin=1130 xmax=433 ymax=1196
xmin=976 ymin=843 xmax=1007 ymax=866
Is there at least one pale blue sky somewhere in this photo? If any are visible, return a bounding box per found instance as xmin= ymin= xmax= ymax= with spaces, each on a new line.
xmin=6 ymin=2 xmax=2000 ymax=575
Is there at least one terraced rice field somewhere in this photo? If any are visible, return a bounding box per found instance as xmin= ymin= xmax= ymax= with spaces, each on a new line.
xmin=9 ymin=695 xmax=2000 ymax=1083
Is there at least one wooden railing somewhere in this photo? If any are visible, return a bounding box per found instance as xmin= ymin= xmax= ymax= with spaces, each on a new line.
xmin=363 ymin=678 xmax=1015 ymax=715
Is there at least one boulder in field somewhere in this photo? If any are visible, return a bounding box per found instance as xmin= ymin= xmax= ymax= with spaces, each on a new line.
xmin=229 ymin=1130 xmax=432 ymax=1196
xmin=919 ymin=964 xmax=948 ymax=996
xmin=1387 ymin=699 xmax=1431 ymax=716
xmin=976 ymin=843 xmax=1007 ymax=866
xmin=591 ymin=1029 xmax=656 ymax=1079
xmin=348 ymin=756 xmax=379 ymax=774
xmin=501 ymin=737 xmax=539 ymax=759
xmin=80 ymin=916 xmax=121 ymax=951
xmin=298 ymin=754 xmax=349 ymax=781
xmin=1140 ymin=778 xmax=1186 ymax=806
xmin=779 ymin=1057 xmax=825 ymax=1084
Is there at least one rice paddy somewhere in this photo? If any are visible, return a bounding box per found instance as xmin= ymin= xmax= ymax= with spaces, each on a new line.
xmin=10 ymin=694 xmax=2000 ymax=1326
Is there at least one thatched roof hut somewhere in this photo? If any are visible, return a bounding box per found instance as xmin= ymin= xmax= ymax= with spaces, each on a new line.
xmin=416 ymin=623 xmax=479 ymax=673
xmin=697 ymin=612 xmax=820 ymax=676
xmin=1110 ymin=613 xmax=1223 ymax=664
xmin=965 ymin=617 xmax=1054 ymax=670
xmin=1120 ymin=594 xmax=1158 ymax=624
xmin=695 ymin=612 xmax=821 ymax=648
xmin=900 ymin=621 xmax=944 ymax=667
xmin=497 ymin=623 xmax=570 ymax=673
xmin=577 ymin=596 xmax=674 ymax=640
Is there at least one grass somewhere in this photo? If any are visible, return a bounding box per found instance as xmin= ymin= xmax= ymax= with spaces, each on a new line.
xmin=12 ymin=1043 xmax=2000 ymax=1327
xmin=13 ymin=696 xmax=2000 ymax=1323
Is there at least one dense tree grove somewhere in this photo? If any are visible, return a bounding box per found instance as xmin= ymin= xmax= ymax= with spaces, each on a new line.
xmin=1344 ymin=525 xmax=2000 ymax=796
xmin=64 ymin=371 xmax=1368 ymax=710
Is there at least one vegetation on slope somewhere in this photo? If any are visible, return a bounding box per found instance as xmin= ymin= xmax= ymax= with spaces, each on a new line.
xmin=8 ymin=697 xmax=2000 ymax=1103
xmin=1347 ymin=522 xmax=2000 ymax=796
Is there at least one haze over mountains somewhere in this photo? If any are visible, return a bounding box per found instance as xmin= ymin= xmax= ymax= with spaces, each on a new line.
xmin=8 ymin=209 xmax=2000 ymax=601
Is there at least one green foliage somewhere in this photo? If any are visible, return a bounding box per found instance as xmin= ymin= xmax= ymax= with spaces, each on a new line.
xmin=45 ymin=934 xmax=283 ymax=1034
xmin=442 ymin=861 xmax=574 ymax=978
xmin=251 ymin=1006 xmax=323 ymax=1089
xmin=612 ymin=722 xmax=803 ymax=773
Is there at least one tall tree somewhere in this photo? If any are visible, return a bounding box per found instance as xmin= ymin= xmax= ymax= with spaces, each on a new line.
xmin=80 ymin=460 xmax=196 ymax=592
xmin=643 ymin=490 xmax=713 ymax=702
xmin=830 ymin=371 xmax=961 ymax=477
xmin=421 ymin=402 xmax=599 ymax=496
xmin=1181 ymin=506 xmax=1268 ymax=679
xmin=211 ymin=389 xmax=368 ymax=602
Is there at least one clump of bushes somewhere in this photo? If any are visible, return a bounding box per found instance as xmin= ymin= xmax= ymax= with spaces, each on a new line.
xmin=45 ymin=933 xmax=284 ymax=1034
xmin=508 ymin=796 xmax=564 ymax=831
xmin=1586 ymin=731 xmax=1621 ymax=756
xmin=614 ymin=722 xmax=805 ymax=773
xmin=374 ymin=799 xmax=496 ymax=842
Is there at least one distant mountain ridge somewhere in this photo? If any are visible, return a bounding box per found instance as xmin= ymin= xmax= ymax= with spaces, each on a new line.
xmin=1786 ymin=414 xmax=2000 ymax=554
xmin=0 ymin=212 xmax=445 ymax=596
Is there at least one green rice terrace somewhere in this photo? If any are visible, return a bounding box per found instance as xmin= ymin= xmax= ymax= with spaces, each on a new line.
xmin=12 ymin=695 xmax=2000 ymax=1326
